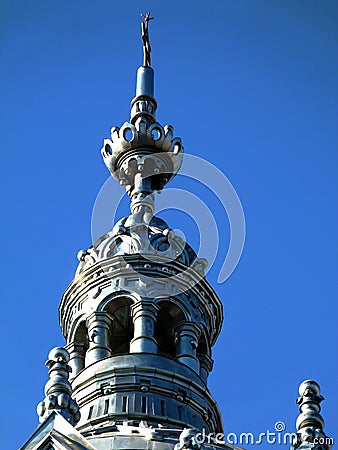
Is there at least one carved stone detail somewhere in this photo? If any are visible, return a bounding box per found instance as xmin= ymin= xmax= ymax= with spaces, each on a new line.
xmin=174 ymin=428 xmax=204 ymax=449
xmin=101 ymin=121 xmax=183 ymax=189
xmin=75 ymin=215 xmax=199 ymax=277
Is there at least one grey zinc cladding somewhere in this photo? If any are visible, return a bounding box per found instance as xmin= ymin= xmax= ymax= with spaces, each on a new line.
xmin=19 ymin=14 xmax=332 ymax=450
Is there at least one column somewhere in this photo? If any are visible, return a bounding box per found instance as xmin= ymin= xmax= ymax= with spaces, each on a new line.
xmin=66 ymin=341 xmax=86 ymax=378
xmin=129 ymin=300 xmax=159 ymax=353
xmin=85 ymin=312 xmax=113 ymax=366
xmin=175 ymin=321 xmax=201 ymax=373
xmin=198 ymin=354 xmax=214 ymax=383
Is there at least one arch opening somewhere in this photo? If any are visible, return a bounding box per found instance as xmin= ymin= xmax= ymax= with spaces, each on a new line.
xmin=154 ymin=300 xmax=185 ymax=358
xmin=105 ymin=297 xmax=134 ymax=355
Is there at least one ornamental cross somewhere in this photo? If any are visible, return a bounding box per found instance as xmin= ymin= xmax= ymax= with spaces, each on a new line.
xmin=141 ymin=11 xmax=154 ymax=67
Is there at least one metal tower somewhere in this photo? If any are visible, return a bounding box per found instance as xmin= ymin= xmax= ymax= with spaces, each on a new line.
xmin=20 ymin=13 xmax=232 ymax=450
xmin=20 ymin=13 xmax=332 ymax=450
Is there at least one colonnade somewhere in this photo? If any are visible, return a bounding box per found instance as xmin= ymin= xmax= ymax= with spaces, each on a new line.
xmin=67 ymin=299 xmax=212 ymax=382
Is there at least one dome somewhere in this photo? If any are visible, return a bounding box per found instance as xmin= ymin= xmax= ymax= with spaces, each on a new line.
xmin=75 ymin=215 xmax=204 ymax=277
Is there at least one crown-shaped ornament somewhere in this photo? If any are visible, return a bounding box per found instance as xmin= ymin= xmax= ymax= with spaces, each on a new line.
xmin=101 ymin=119 xmax=184 ymax=190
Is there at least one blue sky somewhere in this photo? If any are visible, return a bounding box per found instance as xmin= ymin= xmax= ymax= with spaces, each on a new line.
xmin=1 ymin=1 xmax=337 ymax=449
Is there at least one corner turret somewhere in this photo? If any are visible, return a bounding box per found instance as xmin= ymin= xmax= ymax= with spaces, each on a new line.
xmin=291 ymin=380 xmax=333 ymax=450
xmin=37 ymin=347 xmax=80 ymax=426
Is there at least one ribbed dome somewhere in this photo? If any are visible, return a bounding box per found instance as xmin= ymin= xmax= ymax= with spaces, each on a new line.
xmin=76 ymin=215 xmax=206 ymax=277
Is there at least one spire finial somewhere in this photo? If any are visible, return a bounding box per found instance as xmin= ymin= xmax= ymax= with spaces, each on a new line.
xmin=291 ymin=380 xmax=332 ymax=449
xmin=36 ymin=347 xmax=80 ymax=425
xmin=141 ymin=11 xmax=154 ymax=67
xmin=101 ymin=10 xmax=184 ymax=219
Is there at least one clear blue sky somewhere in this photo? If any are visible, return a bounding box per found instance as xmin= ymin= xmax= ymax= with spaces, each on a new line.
xmin=1 ymin=1 xmax=337 ymax=449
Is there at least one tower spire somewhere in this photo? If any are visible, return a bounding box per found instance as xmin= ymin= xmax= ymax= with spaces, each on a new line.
xmin=21 ymin=13 xmax=226 ymax=450
xmin=101 ymin=12 xmax=184 ymax=223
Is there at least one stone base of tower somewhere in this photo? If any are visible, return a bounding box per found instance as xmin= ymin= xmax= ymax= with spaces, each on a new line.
xmin=71 ymin=353 xmax=223 ymax=435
